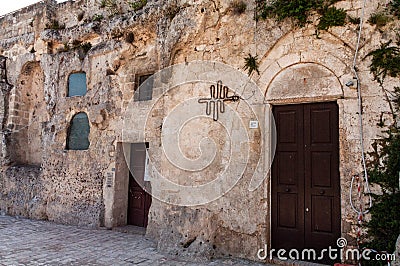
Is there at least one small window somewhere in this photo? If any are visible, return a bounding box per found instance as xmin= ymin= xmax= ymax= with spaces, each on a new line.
xmin=68 ymin=72 xmax=87 ymax=97
xmin=66 ymin=112 xmax=90 ymax=150
xmin=134 ymin=74 xmax=153 ymax=101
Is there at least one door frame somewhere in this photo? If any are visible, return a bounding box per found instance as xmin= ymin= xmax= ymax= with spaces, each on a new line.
xmin=104 ymin=142 xmax=152 ymax=229
xmin=267 ymin=101 xmax=343 ymax=252
xmin=127 ymin=142 xmax=152 ymax=228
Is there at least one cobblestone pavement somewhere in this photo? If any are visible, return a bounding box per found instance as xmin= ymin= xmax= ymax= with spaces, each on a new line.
xmin=0 ymin=215 xmax=270 ymax=266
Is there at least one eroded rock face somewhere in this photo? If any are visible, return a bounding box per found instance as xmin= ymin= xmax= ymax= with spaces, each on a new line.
xmin=0 ymin=0 xmax=398 ymax=262
xmin=0 ymin=165 xmax=46 ymax=219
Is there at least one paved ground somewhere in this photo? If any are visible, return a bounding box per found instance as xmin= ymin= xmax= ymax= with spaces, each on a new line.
xmin=0 ymin=215 xmax=268 ymax=266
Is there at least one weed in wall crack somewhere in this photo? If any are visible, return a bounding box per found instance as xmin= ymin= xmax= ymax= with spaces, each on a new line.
xmin=129 ymin=0 xmax=147 ymax=12
xmin=243 ymin=54 xmax=260 ymax=76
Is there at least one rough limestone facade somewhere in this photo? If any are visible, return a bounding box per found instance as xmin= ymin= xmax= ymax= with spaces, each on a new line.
xmin=0 ymin=0 xmax=399 ymax=263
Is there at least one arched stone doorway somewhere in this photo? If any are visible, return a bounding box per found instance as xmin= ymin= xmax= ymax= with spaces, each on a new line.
xmin=265 ymin=62 xmax=344 ymax=263
xmin=6 ymin=61 xmax=45 ymax=166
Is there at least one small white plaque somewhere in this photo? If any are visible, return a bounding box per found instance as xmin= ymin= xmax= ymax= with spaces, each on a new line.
xmin=249 ymin=120 xmax=259 ymax=129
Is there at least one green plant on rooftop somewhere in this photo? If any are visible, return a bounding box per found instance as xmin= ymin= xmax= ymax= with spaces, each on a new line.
xmin=129 ymin=0 xmax=147 ymax=12
xmin=98 ymin=0 xmax=119 ymax=15
xmin=256 ymin=0 xmax=341 ymax=26
xmin=317 ymin=6 xmax=346 ymax=30
xmin=99 ymin=0 xmax=116 ymax=9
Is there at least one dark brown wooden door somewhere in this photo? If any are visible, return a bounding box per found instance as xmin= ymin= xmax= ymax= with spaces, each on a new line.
xmin=128 ymin=143 xmax=152 ymax=227
xmin=272 ymin=102 xmax=340 ymax=256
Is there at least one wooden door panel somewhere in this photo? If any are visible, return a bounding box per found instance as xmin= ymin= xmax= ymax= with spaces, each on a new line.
xmin=277 ymin=111 xmax=297 ymax=144
xmin=272 ymin=102 xmax=340 ymax=258
xmin=128 ymin=143 xmax=152 ymax=228
xmin=311 ymin=152 xmax=332 ymax=188
xmin=272 ymin=104 xmax=304 ymax=250
xmin=310 ymin=109 xmax=332 ymax=144
xmin=275 ymin=192 xmax=304 ymax=249
xmin=277 ymin=152 xmax=298 ymax=186
xmin=311 ymin=196 xmax=333 ymax=233
xmin=278 ymin=193 xmax=298 ymax=228
xmin=304 ymin=103 xmax=340 ymax=253
xmin=128 ymin=175 xmax=146 ymax=227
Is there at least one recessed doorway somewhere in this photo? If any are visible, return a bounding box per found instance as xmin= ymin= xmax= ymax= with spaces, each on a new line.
xmin=271 ymin=102 xmax=341 ymax=263
xmin=127 ymin=143 xmax=152 ymax=228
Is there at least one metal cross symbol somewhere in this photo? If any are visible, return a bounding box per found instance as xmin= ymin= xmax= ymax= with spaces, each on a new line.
xmin=198 ymin=80 xmax=240 ymax=121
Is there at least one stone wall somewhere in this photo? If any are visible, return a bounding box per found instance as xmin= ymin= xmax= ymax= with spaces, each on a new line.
xmin=0 ymin=0 xmax=398 ymax=262
xmin=0 ymin=165 xmax=46 ymax=218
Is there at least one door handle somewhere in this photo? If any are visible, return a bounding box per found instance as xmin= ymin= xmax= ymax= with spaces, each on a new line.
xmin=305 ymin=208 xmax=309 ymax=212
xmin=320 ymin=190 xmax=325 ymax=195
xmin=285 ymin=187 xmax=291 ymax=192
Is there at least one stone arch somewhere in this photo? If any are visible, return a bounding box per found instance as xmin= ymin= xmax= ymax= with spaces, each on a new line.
xmin=264 ymin=62 xmax=344 ymax=104
xmin=7 ymin=61 xmax=45 ymax=165
xmin=257 ymin=30 xmax=353 ymax=101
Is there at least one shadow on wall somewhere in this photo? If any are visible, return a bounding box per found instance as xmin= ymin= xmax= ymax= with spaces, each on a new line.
xmin=5 ymin=61 xmax=46 ymax=166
